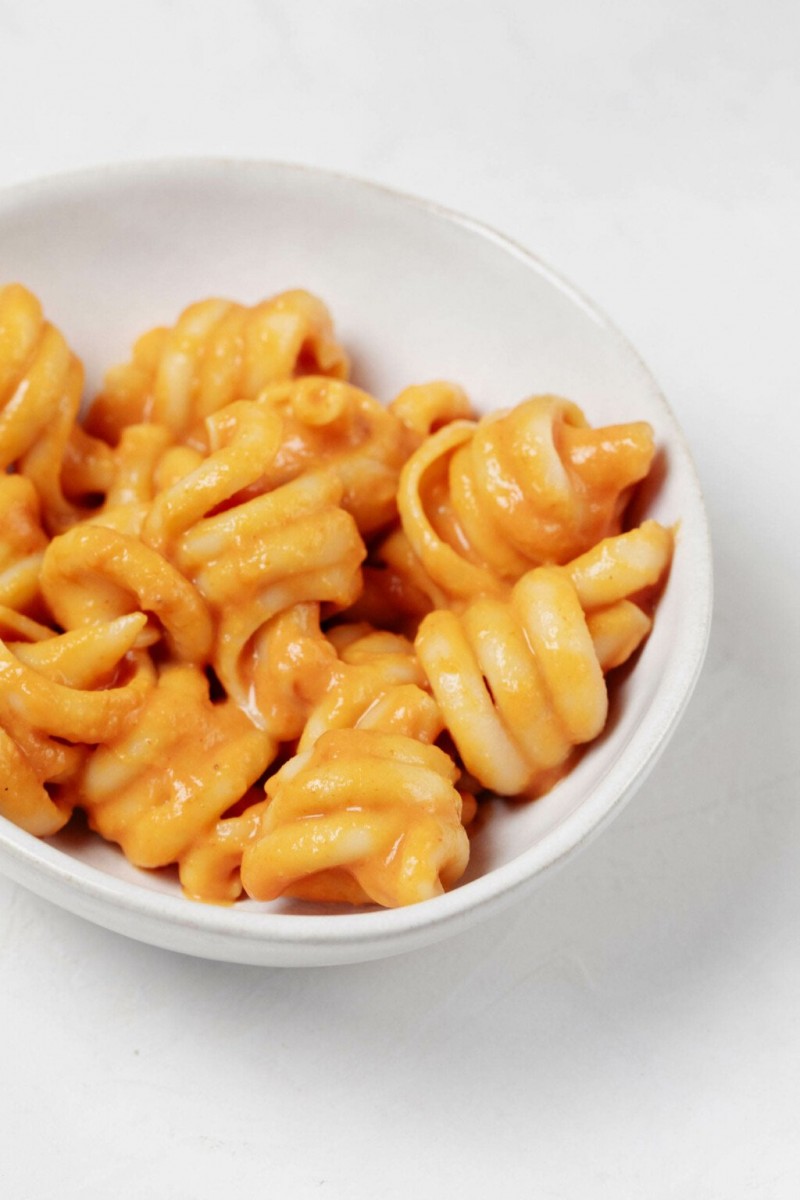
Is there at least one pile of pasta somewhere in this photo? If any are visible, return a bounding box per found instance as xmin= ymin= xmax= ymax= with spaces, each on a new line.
xmin=0 ymin=282 xmax=673 ymax=908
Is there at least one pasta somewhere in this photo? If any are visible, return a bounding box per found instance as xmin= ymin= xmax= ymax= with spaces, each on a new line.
xmin=0 ymin=617 xmax=153 ymax=836
xmin=0 ymin=476 xmax=48 ymax=616
xmin=242 ymin=729 xmax=469 ymax=908
xmin=0 ymin=282 xmax=674 ymax=909
xmin=64 ymin=663 xmax=276 ymax=874
xmin=415 ymin=523 xmax=672 ymax=796
xmin=240 ymin=627 xmax=471 ymax=906
xmin=0 ymin=284 xmax=113 ymax=533
xmin=86 ymin=290 xmax=349 ymax=442
xmin=380 ymin=396 xmax=656 ymax=611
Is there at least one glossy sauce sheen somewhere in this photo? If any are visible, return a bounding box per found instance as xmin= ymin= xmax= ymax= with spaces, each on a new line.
xmin=0 ymin=283 xmax=673 ymax=907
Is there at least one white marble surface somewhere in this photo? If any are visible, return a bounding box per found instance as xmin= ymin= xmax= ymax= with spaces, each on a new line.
xmin=1 ymin=0 xmax=798 ymax=1195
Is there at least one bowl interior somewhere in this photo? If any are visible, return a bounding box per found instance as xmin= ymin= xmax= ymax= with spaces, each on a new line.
xmin=0 ymin=161 xmax=711 ymax=962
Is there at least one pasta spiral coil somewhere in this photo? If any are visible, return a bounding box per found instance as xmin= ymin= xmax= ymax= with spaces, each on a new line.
xmin=415 ymin=522 xmax=673 ymax=795
xmin=246 ymin=603 xmax=340 ymax=742
xmin=0 ymin=476 xmax=48 ymax=616
xmin=0 ymin=615 xmax=153 ymax=836
xmin=297 ymin=626 xmax=440 ymax=752
xmin=392 ymin=395 xmax=655 ymax=607
xmin=140 ymin=400 xmax=282 ymax=555
xmin=104 ymin=396 xmax=367 ymax=715
xmin=86 ymin=290 xmax=349 ymax=443
xmin=0 ymin=279 xmax=675 ymax=914
xmin=40 ymin=524 xmax=215 ymax=665
xmin=238 ymin=627 xmax=457 ymax=907
xmin=0 ymin=284 xmax=114 ymax=532
xmin=241 ymin=728 xmax=469 ymax=908
xmin=70 ymin=663 xmax=276 ymax=872
xmin=175 ymin=470 xmax=365 ymax=715
xmin=179 ymin=625 xmax=444 ymax=904
xmin=179 ymin=793 xmax=271 ymax=905
xmin=252 ymin=377 xmax=422 ymax=535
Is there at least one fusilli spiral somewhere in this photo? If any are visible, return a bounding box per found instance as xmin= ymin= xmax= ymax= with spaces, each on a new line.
xmin=0 ymin=618 xmax=153 ymax=836
xmin=387 ymin=395 xmax=655 ymax=608
xmin=66 ymin=663 xmax=276 ymax=872
xmin=415 ymin=522 xmax=673 ymax=795
xmin=242 ymin=728 xmax=469 ymax=908
xmin=0 ymin=284 xmax=115 ymax=532
xmin=86 ymin=290 xmax=349 ymax=443
xmin=0 ymin=475 xmax=48 ymax=616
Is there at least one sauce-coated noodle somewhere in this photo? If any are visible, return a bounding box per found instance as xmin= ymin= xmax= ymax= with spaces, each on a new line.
xmin=0 ymin=284 xmax=673 ymax=907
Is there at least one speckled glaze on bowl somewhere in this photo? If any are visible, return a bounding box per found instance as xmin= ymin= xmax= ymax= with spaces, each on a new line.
xmin=0 ymin=159 xmax=712 ymax=965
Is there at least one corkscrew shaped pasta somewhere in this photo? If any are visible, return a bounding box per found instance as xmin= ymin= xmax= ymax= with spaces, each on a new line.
xmin=39 ymin=524 xmax=215 ymax=665
xmin=0 ymin=278 xmax=675 ymax=916
xmin=49 ymin=396 xmax=365 ymax=721
xmin=171 ymin=480 xmax=365 ymax=715
xmin=237 ymin=623 xmax=473 ymax=908
xmin=179 ymin=792 xmax=271 ymax=904
xmin=297 ymin=625 xmax=438 ymax=750
xmin=67 ymin=663 xmax=276 ymax=874
xmin=388 ymin=395 xmax=655 ymax=608
xmin=0 ymin=476 xmax=48 ymax=616
xmin=0 ymin=616 xmax=154 ymax=836
xmin=177 ymin=624 xmax=447 ymax=904
xmin=415 ymin=521 xmax=673 ymax=795
xmin=0 ymin=284 xmax=117 ymax=533
xmin=80 ymin=399 xmax=272 ymax=543
xmin=32 ymin=371 xmax=278 ymax=665
xmin=110 ymin=396 xmax=365 ymax=714
xmin=246 ymin=603 xmax=340 ymax=742
xmin=241 ymin=728 xmax=469 ymax=908
xmin=86 ymin=290 xmax=349 ymax=444
xmin=82 ymin=423 xmax=176 ymax=537
xmin=250 ymin=377 xmax=422 ymax=535
xmin=191 ymin=623 xmax=477 ymax=909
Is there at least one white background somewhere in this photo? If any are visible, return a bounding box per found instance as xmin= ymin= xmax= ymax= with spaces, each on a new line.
xmin=1 ymin=1 xmax=798 ymax=1196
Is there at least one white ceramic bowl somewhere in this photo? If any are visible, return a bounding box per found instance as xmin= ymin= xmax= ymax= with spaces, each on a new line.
xmin=0 ymin=160 xmax=712 ymax=966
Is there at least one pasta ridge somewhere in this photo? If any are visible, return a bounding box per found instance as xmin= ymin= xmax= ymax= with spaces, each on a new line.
xmin=188 ymin=624 xmax=455 ymax=906
xmin=250 ymin=377 xmax=422 ymax=535
xmin=241 ymin=727 xmax=470 ymax=908
xmin=0 ymin=475 xmax=48 ymax=617
xmin=65 ymin=662 xmax=277 ymax=875
xmin=0 ymin=619 xmax=154 ymax=837
xmin=384 ymin=395 xmax=655 ymax=610
xmin=415 ymin=522 xmax=673 ymax=796
xmin=0 ymin=282 xmax=674 ymax=912
xmin=0 ymin=283 xmax=115 ymax=532
xmin=86 ymin=290 xmax=350 ymax=443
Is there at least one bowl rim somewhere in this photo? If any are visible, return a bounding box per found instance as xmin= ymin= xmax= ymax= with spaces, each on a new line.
xmin=0 ymin=156 xmax=714 ymax=956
